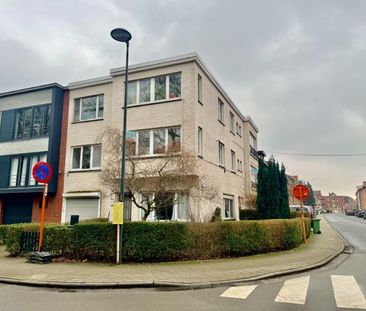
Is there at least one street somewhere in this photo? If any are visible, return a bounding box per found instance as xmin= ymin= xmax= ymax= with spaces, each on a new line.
xmin=0 ymin=213 xmax=365 ymax=311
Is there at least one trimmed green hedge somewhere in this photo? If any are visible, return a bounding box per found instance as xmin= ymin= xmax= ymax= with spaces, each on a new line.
xmin=0 ymin=218 xmax=311 ymax=262
xmin=239 ymin=209 xmax=262 ymax=220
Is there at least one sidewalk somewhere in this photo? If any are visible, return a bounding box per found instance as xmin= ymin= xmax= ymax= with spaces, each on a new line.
xmin=0 ymin=216 xmax=345 ymax=289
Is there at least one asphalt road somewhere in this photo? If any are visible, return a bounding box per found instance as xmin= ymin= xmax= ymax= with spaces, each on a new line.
xmin=0 ymin=213 xmax=365 ymax=311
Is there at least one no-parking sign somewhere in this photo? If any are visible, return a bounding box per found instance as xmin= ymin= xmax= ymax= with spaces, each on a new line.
xmin=32 ymin=162 xmax=53 ymax=184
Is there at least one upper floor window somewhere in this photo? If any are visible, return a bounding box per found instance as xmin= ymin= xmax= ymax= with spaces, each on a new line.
xmin=9 ymin=153 xmax=47 ymax=187
xmin=237 ymin=159 xmax=243 ymax=172
xmin=127 ymin=73 xmax=181 ymax=106
xmin=74 ymin=95 xmax=104 ymax=122
xmin=218 ymin=141 xmax=225 ymax=166
xmin=250 ymin=165 xmax=258 ymax=185
xmin=231 ymin=150 xmax=236 ymax=171
xmin=218 ymin=98 xmax=224 ymax=124
xmin=14 ymin=105 xmax=51 ymax=140
xmin=229 ymin=112 xmax=235 ymax=133
xmin=71 ymin=144 xmax=101 ymax=170
xmin=236 ymin=122 xmax=242 ymax=137
xmin=249 ymin=132 xmax=257 ymax=150
xmin=198 ymin=126 xmax=203 ymax=156
xmin=198 ymin=74 xmax=202 ymax=104
xmin=126 ymin=126 xmax=181 ymax=156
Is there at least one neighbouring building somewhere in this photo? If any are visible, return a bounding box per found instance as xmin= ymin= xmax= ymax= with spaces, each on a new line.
xmin=62 ymin=53 xmax=259 ymax=223
xmin=356 ymin=181 xmax=366 ymax=210
xmin=314 ymin=191 xmax=357 ymax=213
xmin=0 ymin=84 xmax=68 ymax=224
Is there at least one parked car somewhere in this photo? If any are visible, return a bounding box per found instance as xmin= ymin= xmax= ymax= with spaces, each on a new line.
xmin=357 ymin=210 xmax=366 ymax=218
xmin=345 ymin=209 xmax=355 ymax=216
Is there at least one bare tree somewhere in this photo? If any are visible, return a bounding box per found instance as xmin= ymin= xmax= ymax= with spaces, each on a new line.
xmin=99 ymin=127 xmax=217 ymax=221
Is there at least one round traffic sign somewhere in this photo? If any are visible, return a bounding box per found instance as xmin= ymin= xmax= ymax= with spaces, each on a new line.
xmin=293 ymin=184 xmax=309 ymax=201
xmin=32 ymin=162 xmax=53 ymax=184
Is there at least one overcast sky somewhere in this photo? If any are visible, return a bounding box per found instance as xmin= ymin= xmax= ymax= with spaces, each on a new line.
xmin=1 ymin=0 xmax=365 ymax=198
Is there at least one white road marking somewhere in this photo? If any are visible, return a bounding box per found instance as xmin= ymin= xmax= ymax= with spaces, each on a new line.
xmin=220 ymin=285 xmax=258 ymax=300
xmin=331 ymin=275 xmax=366 ymax=309
xmin=274 ymin=275 xmax=310 ymax=305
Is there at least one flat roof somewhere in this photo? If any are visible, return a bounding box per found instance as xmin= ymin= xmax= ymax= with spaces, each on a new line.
xmin=0 ymin=83 xmax=66 ymax=98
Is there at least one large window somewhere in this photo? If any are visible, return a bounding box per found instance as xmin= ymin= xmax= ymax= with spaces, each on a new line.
xmin=126 ymin=126 xmax=181 ymax=156
xmin=251 ymin=165 xmax=258 ymax=185
xmin=219 ymin=141 xmax=225 ymax=166
xmin=127 ymin=73 xmax=181 ymax=105
xmin=198 ymin=127 xmax=203 ymax=156
xmin=71 ymin=144 xmax=101 ymax=170
xmin=224 ymin=197 xmax=234 ymax=219
xmin=250 ymin=132 xmax=257 ymax=150
xmin=9 ymin=153 xmax=47 ymax=187
xmin=14 ymin=105 xmax=50 ymax=139
xmin=74 ymin=95 xmax=104 ymax=122
xmin=218 ymin=98 xmax=224 ymax=123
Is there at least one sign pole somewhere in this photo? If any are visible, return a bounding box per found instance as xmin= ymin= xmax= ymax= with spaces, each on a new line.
xmin=300 ymin=187 xmax=307 ymax=244
xmin=38 ymin=183 xmax=47 ymax=252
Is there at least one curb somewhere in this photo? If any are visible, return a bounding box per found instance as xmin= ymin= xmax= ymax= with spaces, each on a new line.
xmin=0 ymin=218 xmax=347 ymax=290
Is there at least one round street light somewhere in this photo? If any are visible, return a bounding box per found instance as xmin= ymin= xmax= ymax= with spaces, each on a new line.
xmin=110 ymin=27 xmax=132 ymax=265
xmin=111 ymin=28 xmax=132 ymax=43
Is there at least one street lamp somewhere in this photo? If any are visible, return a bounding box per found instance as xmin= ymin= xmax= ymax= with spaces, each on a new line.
xmin=111 ymin=28 xmax=132 ymax=264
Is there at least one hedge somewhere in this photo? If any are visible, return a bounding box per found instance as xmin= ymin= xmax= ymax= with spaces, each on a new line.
xmin=0 ymin=218 xmax=311 ymax=262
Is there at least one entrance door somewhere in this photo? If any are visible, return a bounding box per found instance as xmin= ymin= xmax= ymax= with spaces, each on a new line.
xmin=3 ymin=198 xmax=33 ymax=224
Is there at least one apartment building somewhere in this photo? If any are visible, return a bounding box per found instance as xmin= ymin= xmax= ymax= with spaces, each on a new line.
xmin=0 ymin=84 xmax=68 ymax=224
xmin=316 ymin=192 xmax=356 ymax=213
xmin=61 ymin=53 xmax=259 ymax=223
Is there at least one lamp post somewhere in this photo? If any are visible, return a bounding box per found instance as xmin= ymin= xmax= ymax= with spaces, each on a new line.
xmin=111 ymin=28 xmax=132 ymax=264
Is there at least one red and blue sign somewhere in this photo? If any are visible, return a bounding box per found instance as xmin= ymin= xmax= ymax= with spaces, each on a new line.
xmin=32 ymin=162 xmax=53 ymax=184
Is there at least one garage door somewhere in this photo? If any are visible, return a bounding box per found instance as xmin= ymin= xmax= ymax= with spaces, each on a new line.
xmin=65 ymin=198 xmax=99 ymax=223
xmin=3 ymin=198 xmax=33 ymax=224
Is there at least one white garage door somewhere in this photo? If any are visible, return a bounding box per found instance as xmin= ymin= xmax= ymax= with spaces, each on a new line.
xmin=65 ymin=198 xmax=99 ymax=223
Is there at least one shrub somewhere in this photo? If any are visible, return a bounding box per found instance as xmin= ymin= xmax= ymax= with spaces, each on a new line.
xmin=1 ymin=218 xmax=310 ymax=262
xmin=0 ymin=225 xmax=8 ymax=245
xmin=290 ymin=211 xmax=310 ymax=218
xmin=239 ymin=209 xmax=261 ymax=220
xmin=78 ymin=218 xmax=110 ymax=224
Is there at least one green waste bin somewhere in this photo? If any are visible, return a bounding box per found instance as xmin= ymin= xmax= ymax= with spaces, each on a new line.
xmin=311 ymin=219 xmax=321 ymax=234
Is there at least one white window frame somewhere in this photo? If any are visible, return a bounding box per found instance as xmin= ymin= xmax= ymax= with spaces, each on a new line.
xmin=223 ymin=197 xmax=234 ymax=220
xmin=198 ymin=74 xmax=202 ymax=104
xmin=218 ymin=99 xmax=224 ymax=123
xmin=219 ymin=141 xmax=225 ymax=167
xmin=231 ymin=150 xmax=236 ymax=172
xmin=198 ymin=126 xmax=203 ymax=156
xmin=74 ymin=94 xmax=104 ymax=122
xmin=229 ymin=112 xmax=235 ymax=134
xmin=127 ymin=73 xmax=182 ymax=106
xmin=71 ymin=144 xmax=102 ymax=171
xmin=127 ymin=126 xmax=181 ymax=156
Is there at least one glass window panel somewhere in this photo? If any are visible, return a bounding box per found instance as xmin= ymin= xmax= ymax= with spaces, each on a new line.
xmin=155 ymin=192 xmax=174 ymax=220
xmin=9 ymin=157 xmax=19 ymax=186
xmin=15 ymin=110 xmax=24 ymax=139
xmin=153 ymin=129 xmax=166 ymax=154
xmin=81 ymin=97 xmax=97 ymax=120
xmin=126 ymin=131 xmax=137 ymax=156
xmin=198 ymin=127 xmax=202 ymax=155
xmin=198 ymin=74 xmax=202 ymax=102
xmin=127 ymin=82 xmax=137 ymax=105
xmin=33 ymin=107 xmax=42 ymax=137
xmin=224 ymin=199 xmax=233 ymax=219
xmin=74 ymin=99 xmax=80 ymax=121
xmin=169 ymin=73 xmax=181 ymax=99
xmin=178 ymin=194 xmax=188 ymax=220
xmin=231 ymin=150 xmax=235 ymax=171
xmin=92 ymin=145 xmax=101 ymax=168
xmin=139 ymin=79 xmax=151 ymax=103
xmin=20 ymin=157 xmax=28 ymax=186
xmin=40 ymin=153 xmax=47 ymax=162
xmin=154 ymin=76 xmax=166 ymax=101
xmin=72 ymin=147 xmax=81 ymax=169
xmin=98 ymin=95 xmax=104 ymax=118
xmin=82 ymin=146 xmax=91 ymax=169
xmin=168 ymin=127 xmax=181 ymax=152
xmin=138 ymin=130 xmax=150 ymax=155
xmin=0 ymin=111 xmax=2 ymax=128
xmin=42 ymin=105 xmax=51 ymax=136
xmin=23 ymin=108 xmax=32 ymax=139
xmin=28 ymin=155 xmax=39 ymax=186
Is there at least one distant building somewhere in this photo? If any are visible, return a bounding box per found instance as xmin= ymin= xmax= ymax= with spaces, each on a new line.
xmin=356 ymin=181 xmax=366 ymax=210
xmin=314 ymin=191 xmax=356 ymax=213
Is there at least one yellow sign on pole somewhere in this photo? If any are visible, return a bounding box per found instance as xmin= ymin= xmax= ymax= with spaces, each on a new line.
xmin=112 ymin=202 xmax=124 ymax=225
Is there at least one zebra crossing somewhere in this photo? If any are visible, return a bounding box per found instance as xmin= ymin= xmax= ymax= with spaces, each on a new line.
xmin=220 ymin=275 xmax=366 ymax=309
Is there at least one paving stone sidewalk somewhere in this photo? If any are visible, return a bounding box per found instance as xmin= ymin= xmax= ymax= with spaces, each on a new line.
xmin=0 ymin=216 xmax=345 ymax=288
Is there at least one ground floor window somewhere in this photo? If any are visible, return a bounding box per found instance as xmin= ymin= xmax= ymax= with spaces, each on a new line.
xmin=224 ymin=197 xmax=234 ymax=219
xmin=139 ymin=192 xmax=188 ymax=221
